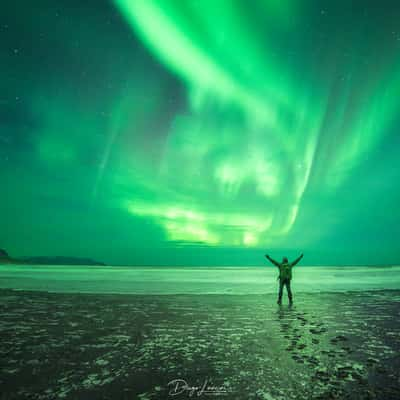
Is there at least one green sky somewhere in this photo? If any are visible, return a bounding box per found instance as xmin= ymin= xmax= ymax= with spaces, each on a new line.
xmin=1 ymin=0 xmax=400 ymax=265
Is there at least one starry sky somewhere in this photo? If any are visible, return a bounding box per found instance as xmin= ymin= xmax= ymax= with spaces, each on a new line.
xmin=1 ymin=0 xmax=400 ymax=266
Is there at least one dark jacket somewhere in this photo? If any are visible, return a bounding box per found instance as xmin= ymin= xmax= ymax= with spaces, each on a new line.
xmin=265 ymin=254 xmax=303 ymax=280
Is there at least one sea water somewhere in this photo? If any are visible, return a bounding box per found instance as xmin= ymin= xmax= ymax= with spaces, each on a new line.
xmin=0 ymin=265 xmax=399 ymax=294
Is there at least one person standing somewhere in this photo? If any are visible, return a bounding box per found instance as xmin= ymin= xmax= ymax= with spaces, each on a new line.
xmin=265 ymin=253 xmax=304 ymax=305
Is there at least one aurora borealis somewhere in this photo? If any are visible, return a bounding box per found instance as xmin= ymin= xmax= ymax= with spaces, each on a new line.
xmin=1 ymin=0 xmax=400 ymax=265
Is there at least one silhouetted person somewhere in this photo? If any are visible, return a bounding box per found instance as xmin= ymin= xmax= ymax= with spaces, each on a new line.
xmin=265 ymin=253 xmax=303 ymax=305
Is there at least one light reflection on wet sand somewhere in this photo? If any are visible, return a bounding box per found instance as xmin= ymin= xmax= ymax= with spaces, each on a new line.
xmin=0 ymin=289 xmax=399 ymax=399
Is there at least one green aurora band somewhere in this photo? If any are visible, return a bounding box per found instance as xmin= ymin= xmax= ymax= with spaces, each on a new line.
xmin=1 ymin=0 xmax=400 ymax=265
xmin=113 ymin=0 xmax=400 ymax=247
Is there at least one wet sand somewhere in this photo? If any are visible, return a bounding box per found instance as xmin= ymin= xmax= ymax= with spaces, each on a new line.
xmin=0 ymin=289 xmax=399 ymax=399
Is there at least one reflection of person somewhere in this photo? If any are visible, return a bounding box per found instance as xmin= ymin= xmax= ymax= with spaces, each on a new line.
xmin=265 ymin=253 xmax=303 ymax=305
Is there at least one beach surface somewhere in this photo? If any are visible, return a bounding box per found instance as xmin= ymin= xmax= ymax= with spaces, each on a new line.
xmin=0 ymin=288 xmax=399 ymax=399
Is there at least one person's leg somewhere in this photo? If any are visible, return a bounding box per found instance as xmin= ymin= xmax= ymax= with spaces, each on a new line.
xmin=286 ymin=279 xmax=293 ymax=304
xmin=278 ymin=279 xmax=283 ymax=304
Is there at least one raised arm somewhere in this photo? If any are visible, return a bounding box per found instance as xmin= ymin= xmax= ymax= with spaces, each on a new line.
xmin=265 ymin=254 xmax=280 ymax=267
xmin=290 ymin=253 xmax=304 ymax=267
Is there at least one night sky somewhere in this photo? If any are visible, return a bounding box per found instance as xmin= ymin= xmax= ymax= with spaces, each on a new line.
xmin=1 ymin=0 xmax=400 ymax=266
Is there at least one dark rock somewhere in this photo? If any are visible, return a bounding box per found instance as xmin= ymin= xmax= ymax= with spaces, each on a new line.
xmin=0 ymin=248 xmax=9 ymax=258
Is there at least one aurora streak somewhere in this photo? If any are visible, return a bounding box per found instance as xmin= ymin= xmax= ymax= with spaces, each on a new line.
xmin=1 ymin=0 xmax=400 ymax=265
xmin=114 ymin=0 xmax=400 ymax=247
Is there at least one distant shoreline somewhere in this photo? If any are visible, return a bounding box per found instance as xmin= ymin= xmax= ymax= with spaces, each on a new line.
xmin=1 ymin=262 xmax=399 ymax=268
xmin=1 ymin=249 xmax=399 ymax=268
xmin=0 ymin=250 xmax=106 ymax=266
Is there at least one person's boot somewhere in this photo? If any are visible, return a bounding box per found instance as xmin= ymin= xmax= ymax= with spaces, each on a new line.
xmin=288 ymin=296 xmax=293 ymax=306
xmin=277 ymin=298 xmax=282 ymax=305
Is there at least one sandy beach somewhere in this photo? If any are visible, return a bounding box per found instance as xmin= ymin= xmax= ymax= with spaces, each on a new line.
xmin=0 ymin=288 xmax=399 ymax=399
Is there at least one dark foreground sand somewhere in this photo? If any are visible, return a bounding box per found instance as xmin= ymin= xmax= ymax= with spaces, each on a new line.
xmin=0 ymin=289 xmax=399 ymax=400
